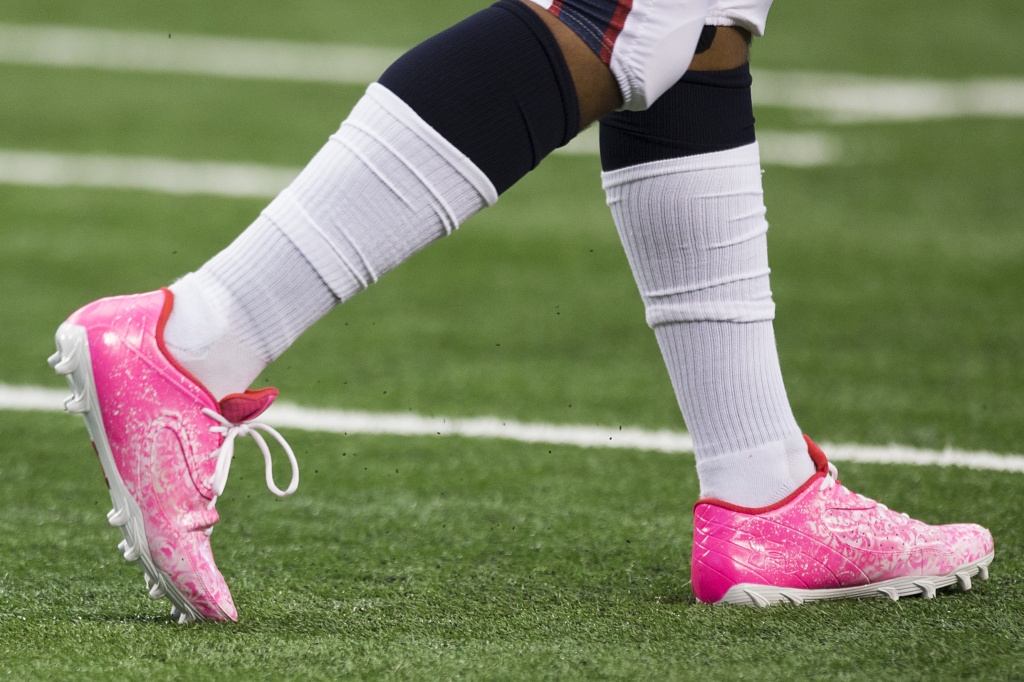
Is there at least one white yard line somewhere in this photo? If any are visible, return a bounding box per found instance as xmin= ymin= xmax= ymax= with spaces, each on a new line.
xmin=752 ymin=70 xmax=1024 ymax=123
xmin=0 ymin=23 xmax=400 ymax=85
xmin=2 ymin=23 xmax=1023 ymax=122
xmin=4 ymin=382 xmax=1022 ymax=473
xmin=0 ymin=133 xmax=838 ymax=199
xmin=0 ymin=150 xmax=298 ymax=198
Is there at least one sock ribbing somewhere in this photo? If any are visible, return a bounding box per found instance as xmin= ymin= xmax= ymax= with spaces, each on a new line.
xmin=264 ymin=83 xmax=496 ymax=302
xmin=603 ymin=143 xmax=814 ymax=507
xmin=165 ymin=84 xmax=496 ymax=399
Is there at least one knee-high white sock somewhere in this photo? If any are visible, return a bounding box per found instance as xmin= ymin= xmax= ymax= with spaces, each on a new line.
xmin=602 ymin=142 xmax=814 ymax=507
xmin=164 ymin=83 xmax=497 ymax=399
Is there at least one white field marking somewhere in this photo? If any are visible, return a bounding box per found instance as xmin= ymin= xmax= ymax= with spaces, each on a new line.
xmin=0 ymin=150 xmax=298 ymax=199
xmin=0 ymin=23 xmax=401 ymax=85
xmin=2 ymin=23 xmax=1023 ymax=123
xmin=752 ymin=70 xmax=1024 ymax=123
xmin=5 ymin=382 xmax=1023 ymax=474
xmin=0 ymin=133 xmax=837 ymax=199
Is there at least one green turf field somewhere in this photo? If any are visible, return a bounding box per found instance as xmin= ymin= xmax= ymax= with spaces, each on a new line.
xmin=1 ymin=1 xmax=1023 ymax=679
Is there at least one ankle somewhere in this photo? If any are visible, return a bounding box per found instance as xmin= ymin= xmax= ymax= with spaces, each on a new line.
xmin=696 ymin=433 xmax=815 ymax=508
xmin=164 ymin=275 xmax=267 ymax=400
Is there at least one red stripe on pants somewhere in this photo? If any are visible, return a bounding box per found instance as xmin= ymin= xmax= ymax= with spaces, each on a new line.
xmin=599 ymin=0 xmax=633 ymax=64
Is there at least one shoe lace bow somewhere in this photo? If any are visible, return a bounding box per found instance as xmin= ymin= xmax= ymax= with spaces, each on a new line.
xmin=818 ymin=461 xmax=907 ymax=518
xmin=201 ymin=407 xmax=300 ymax=523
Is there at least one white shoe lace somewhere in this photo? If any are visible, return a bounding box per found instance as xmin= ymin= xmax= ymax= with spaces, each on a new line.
xmin=818 ymin=461 xmax=907 ymax=518
xmin=201 ymin=408 xmax=300 ymax=531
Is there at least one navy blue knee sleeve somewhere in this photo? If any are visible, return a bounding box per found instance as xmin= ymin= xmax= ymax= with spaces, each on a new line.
xmin=378 ymin=0 xmax=579 ymax=195
xmin=599 ymin=63 xmax=755 ymax=171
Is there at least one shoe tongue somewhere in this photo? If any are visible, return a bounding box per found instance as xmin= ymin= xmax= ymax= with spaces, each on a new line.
xmin=218 ymin=387 xmax=279 ymax=423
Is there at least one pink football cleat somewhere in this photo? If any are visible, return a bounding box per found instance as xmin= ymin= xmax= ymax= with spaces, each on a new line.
xmin=49 ymin=289 xmax=299 ymax=622
xmin=691 ymin=437 xmax=993 ymax=606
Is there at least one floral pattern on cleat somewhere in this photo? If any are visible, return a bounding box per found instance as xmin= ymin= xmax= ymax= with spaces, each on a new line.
xmin=691 ymin=437 xmax=994 ymax=606
xmin=51 ymin=289 xmax=299 ymax=622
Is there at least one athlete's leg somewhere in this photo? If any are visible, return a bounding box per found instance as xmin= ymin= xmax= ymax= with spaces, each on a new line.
xmin=54 ymin=0 xmax=699 ymax=622
xmin=599 ymin=23 xmax=993 ymax=604
xmin=165 ymin=0 xmax=627 ymax=400
xmin=601 ymin=27 xmax=813 ymax=508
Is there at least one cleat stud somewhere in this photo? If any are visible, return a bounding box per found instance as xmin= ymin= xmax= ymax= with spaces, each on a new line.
xmin=63 ymin=393 xmax=89 ymax=414
xmin=956 ymin=572 xmax=972 ymax=591
xmin=52 ymin=355 xmax=78 ymax=376
xmin=118 ymin=539 xmax=139 ymax=562
xmin=47 ymin=351 xmax=61 ymax=369
xmin=107 ymin=508 xmax=128 ymax=527
xmin=878 ymin=587 xmax=900 ymax=601
xmin=782 ymin=592 xmax=804 ymax=606
xmin=979 ymin=565 xmax=989 ymax=581
xmin=178 ymin=612 xmax=190 ymax=624
xmin=170 ymin=606 xmax=181 ymax=619
xmin=148 ymin=583 xmax=166 ymax=600
xmin=913 ymin=581 xmax=937 ymax=599
xmin=744 ymin=590 xmax=770 ymax=608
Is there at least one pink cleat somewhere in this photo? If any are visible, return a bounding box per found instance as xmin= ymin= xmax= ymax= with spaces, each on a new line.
xmin=49 ymin=289 xmax=299 ymax=622
xmin=691 ymin=437 xmax=993 ymax=606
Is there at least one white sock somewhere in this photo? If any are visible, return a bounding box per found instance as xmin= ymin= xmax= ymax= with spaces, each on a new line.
xmin=165 ymin=83 xmax=497 ymax=399
xmin=602 ymin=142 xmax=815 ymax=507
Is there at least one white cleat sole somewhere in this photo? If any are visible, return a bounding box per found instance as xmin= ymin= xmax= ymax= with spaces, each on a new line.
xmin=715 ymin=552 xmax=994 ymax=607
xmin=51 ymin=323 xmax=206 ymax=624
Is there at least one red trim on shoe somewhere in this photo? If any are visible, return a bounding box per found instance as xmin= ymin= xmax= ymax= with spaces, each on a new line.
xmin=693 ymin=435 xmax=830 ymax=515
xmin=219 ymin=388 xmax=279 ymax=423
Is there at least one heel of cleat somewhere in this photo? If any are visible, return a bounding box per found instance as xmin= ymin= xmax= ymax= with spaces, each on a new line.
xmin=50 ymin=324 xmax=86 ymax=376
xmin=50 ymin=325 xmax=94 ymax=417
